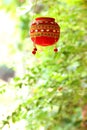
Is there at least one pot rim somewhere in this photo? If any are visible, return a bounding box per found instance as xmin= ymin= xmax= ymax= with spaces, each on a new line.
xmin=35 ymin=17 xmax=55 ymax=21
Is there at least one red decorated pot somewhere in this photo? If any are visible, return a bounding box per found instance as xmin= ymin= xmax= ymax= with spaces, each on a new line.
xmin=30 ymin=17 xmax=60 ymax=46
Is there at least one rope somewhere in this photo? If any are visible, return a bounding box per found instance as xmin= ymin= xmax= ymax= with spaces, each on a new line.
xmin=32 ymin=0 xmax=38 ymax=20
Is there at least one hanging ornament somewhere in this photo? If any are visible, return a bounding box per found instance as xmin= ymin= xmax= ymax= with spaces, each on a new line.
xmin=30 ymin=17 xmax=60 ymax=54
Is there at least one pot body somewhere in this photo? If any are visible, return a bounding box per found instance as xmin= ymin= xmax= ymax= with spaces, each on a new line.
xmin=30 ymin=17 xmax=60 ymax=46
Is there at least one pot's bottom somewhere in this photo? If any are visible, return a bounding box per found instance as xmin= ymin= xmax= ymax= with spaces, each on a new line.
xmin=31 ymin=36 xmax=59 ymax=46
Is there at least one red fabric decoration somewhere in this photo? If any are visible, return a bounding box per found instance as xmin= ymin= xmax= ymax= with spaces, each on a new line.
xmin=54 ymin=48 xmax=58 ymax=52
xmin=32 ymin=50 xmax=36 ymax=55
xmin=30 ymin=17 xmax=60 ymax=54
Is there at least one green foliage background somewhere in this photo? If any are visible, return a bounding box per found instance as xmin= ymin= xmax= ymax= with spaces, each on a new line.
xmin=0 ymin=0 xmax=87 ymax=130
